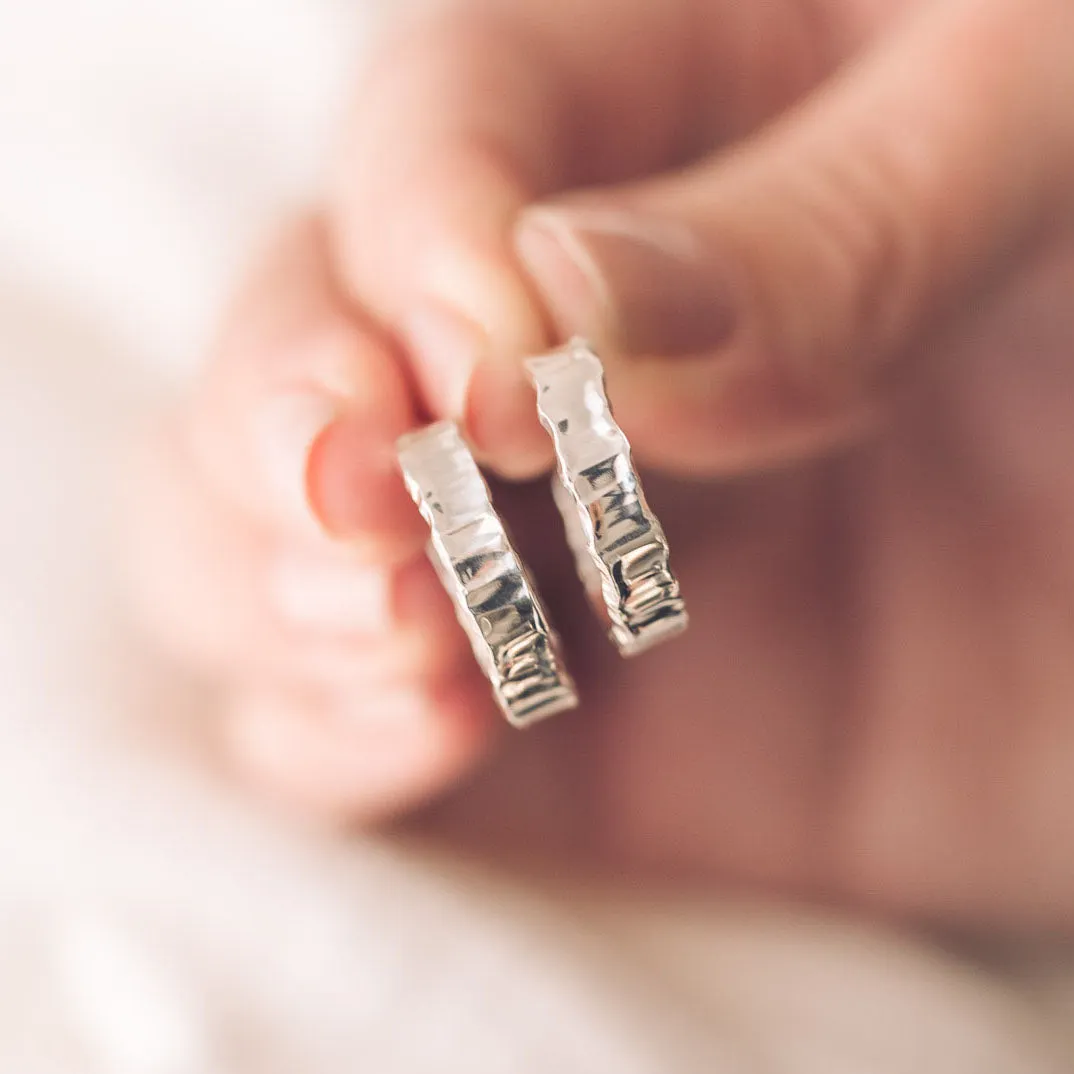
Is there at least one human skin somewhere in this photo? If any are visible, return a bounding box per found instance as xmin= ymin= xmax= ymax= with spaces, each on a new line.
xmin=127 ymin=0 xmax=1074 ymax=927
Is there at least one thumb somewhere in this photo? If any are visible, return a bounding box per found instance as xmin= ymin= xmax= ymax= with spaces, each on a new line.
xmin=469 ymin=0 xmax=1074 ymax=474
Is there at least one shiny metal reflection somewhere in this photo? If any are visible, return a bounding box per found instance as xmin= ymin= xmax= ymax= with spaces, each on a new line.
xmin=397 ymin=421 xmax=577 ymax=726
xmin=527 ymin=339 xmax=688 ymax=656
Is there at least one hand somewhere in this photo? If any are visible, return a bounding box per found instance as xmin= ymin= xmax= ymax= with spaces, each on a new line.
xmin=129 ymin=0 xmax=1074 ymax=927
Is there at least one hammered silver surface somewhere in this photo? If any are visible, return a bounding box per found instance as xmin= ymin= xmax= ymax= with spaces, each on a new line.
xmin=397 ymin=421 xmax=577 ymax=727
xmin=527 ymin=339 xmax=688 ymax=656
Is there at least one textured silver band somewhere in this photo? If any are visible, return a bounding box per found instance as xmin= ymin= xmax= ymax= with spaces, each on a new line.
xmin=396 ymin=421 xmax=577 ymax=727
xmin=527 ymin=339 xmax=688 ymax=656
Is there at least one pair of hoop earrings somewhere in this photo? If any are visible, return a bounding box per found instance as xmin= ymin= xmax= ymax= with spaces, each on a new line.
xmin=397 ymin=339 xmax=687 ymax=728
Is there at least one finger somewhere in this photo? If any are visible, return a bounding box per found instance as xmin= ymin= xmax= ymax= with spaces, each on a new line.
xmin=126 ymin=416 xmax=469 ymax=685
xmin=329 ymin=0 xmax=828 ymax=475
xmin=469 ymin=0 xmax=1074 ymax=474
xmin=220 ymin=677 xmax=497 ymax=821
xmin=186 ymin=214 xmax=425 ymax=555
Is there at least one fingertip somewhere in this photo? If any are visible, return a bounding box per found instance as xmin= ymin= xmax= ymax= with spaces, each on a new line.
xmin=463 ymin=355 xmax=554 ymax=480
xmin=305 ymin=417 xmax=425 ymax=552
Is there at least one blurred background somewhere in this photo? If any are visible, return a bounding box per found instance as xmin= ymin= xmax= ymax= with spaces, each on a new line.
xmin=1 ymin=1 xmax=1073 ymax=1071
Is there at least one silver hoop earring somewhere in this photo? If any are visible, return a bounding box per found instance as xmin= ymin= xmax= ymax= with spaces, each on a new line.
xmin=527 ymin=339 xmax=688 ymax=656
xmin=397 ymin=421 xmax=577 ymax=727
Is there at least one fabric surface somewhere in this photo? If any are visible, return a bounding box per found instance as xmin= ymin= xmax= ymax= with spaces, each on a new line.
xmin=0 ymin=2 xmax=1072 ymax=1070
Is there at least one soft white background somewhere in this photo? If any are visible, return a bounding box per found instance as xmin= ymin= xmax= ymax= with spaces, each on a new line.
xmin=0 ymin=1 xmax=1072 ymax=1070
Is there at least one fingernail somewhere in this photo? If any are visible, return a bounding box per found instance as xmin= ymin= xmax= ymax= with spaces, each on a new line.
xmin=268 ymin=556 xmax=392 ymax=635
xmin=515 ymin=208 xmax=738 ymax=355
xmin=252 ymin=393 xmax=337 ymax=527
xmin=404 ymin=301 xmax=486 ymax=420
